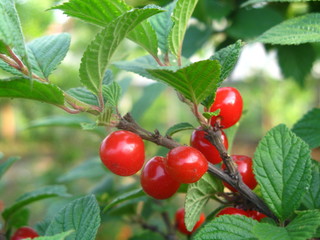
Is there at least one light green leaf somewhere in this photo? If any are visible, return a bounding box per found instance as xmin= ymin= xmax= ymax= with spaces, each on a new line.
xmin=202 ymin=110 xmax=220 ymax=120
xmin=79 ymin=7 xmax=163 ymax=95
xmin=147 ymin=60 xmax=221 ymax=105
xmin=192 ymin=215 xmax=258 ymax=240
xmin=2 ymin=185 xmax=70 ymax=221
xmin=256 ymin=13 xmax=320 ymax=45
xmin=185 ymin=173 xmax=223 ymax=231
xmin=102 ymin=69 xmax=113 ymax=86
xmin=0 ymin=156 xmax=19 ymax=180
xmin=30 ymin=231 xmax=74 ymax=240
xmin=51 ymin=0 xmax=159 ymax=56
xmin=66 ymin=87 xmax=99 ymax=107
xmin=102 ymin=82 xmax=121 ymax=107
xmin=253 ymin=124 xmax=311 ymax=221
xmin=0 ymin=59 xmax=25 ymax=77
xmin=165 ymin=122 xmax=194 ymax=137
xmin=0 ymin=78 xmax=64 ymax=105
xmin=45 ymin=195 xmax=100 ymax=240
xmin=253 ymin=224 xmax=290 ymax=240
xmin=27 ymin=34 xmax=71 ymax=79
xmin=302 ymin=160 xmax=320 ymax=209
xmin=169 ymin=0 xmax=199 ymax=58
xmin=292 ymin=108 xmax=320 ymax=149
xmin=103 ymin=188 xmax=145 ymax=213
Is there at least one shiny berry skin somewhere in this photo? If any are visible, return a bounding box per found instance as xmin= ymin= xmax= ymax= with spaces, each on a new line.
xmin=175 ymin=208 xmax=205 ymax=235
xmin=99 ymin=130 xmax=145 ymax=176
xmin=209 ymin=87 xmax=243 ymax=129
xmin=248 ymin=210 xmax=267 ymax=222
xmin=141 ymin=156 xmax=180 ymax=199
xmin=222 ymin=155 xmax=257 ymax=192
xmin=216 ymin=207 xmax=250 ymax=217
xmin=190 ymin=128 xmax=228 ymax=164
xmin=11 ymin=227 xmax=39 ymax=240
xmin=165 ymin=146 xmax=208 ymax=184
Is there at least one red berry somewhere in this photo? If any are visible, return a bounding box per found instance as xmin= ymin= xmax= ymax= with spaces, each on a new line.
xmin=190 ymin=128 xmax=228 ymax=164
xmin=100 ymin=130 xmax=145 ymax=176
xmin=11 ymin=227 xmax=39 ymax=240
xmin=222 ymin=155 xmax=257 ymax=192
xmin=248 ymin=210 xmax=267 ymax=222
xmin=216 ymin=207 xmax=250 ymax=217
xmin=165 ymin=146 xmax=208 ymax=184
xmin=209 ymin=87 xmax=243 ymax=129
xmin=141 ymin=156 xmax=180 ymax=199
xmin=175 ymin=208 xmax=205 ymax=235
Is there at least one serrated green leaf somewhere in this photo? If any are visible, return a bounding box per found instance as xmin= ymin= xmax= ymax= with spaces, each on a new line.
xmin=102 ymin=69 xmax=113 ymax=86
xmin=292 ymin=108 xmax=320 ymax=149
xmin=102 ymin=82 xmax=121 ymax=107
xmin=0 ymin=156 xmax=19 ymax=180
xmin=256 ymin=13 xmax=320 ymax=45
xmin=253 ymin=124 xmax=311 ymax=221
xmin=27 ymin=34 xmax=71 ymax=79
xmin=192 ymin=215 xmax=258 ymax=240
xmin=29 ymin=231 xmax=74 ymax=240
xmin=51 ymin=0 xmax=159 ymax=56
xmin=243 ymin=0 xmax=317 ymax=7
xmin=169 ymin=0 xmax=199 ymax=58
xmin=253 ymin=223 xmax=290 ymax=240
xmin=165 ymin=122 xmax=194 ymax=137
xmin=79 ymin=7 xmax=162 ymax=95
xmin=147 ymin=60 xmax=221 ymax=105
xmin=185 ymin=173 xmax=223 ymax=231
xmin=45 ymin=195 xmax=100 ymax=240
xmin=103 ymin=188 xmax=145 ymax=213
xmin=3 ymin=185 xmax=70 ymax=221
xmin=202 ymin=110 xmax=220 ymax=120
xmin=0 ymin=78 xmax=64 ymax=105
xmin=57 ymin=158 xmax=106 ymax=183
xmin=66 ymin=87 xmax=99 ymax=107
xmin=302 ymin=160 xmax=320 ymax=209
xmin=150 ymin=1 xmax=176 ymax=54
xmin=0 ymin=59 xmax=25 ymax=77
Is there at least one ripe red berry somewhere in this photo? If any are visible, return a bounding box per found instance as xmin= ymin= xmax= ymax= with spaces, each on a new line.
xmin=175 ymin=208 xmax=205 ymax=235
xmin=248 ymin=210 xmax=267 ymax=222
xmin=221 ymin=155 xmax=257 ymax=192
xmin=11 ymin=227 xmax=39 ymax=240
xmin=141 ymin=156 xmax=180 ymax=199
xmin=165 ymin=146 xmax=208 ymax=184
xmin=216 ymin=207 xmax=250 ymax=217
xmin=190 ymin=128 xmax=228 ymax=164
xmin=99 ymin=130 xmax=145 ymax=176
xmin=209 ymin=87 xmax=243 ymax=129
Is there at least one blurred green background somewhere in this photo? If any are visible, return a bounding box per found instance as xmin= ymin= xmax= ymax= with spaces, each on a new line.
xmin=0 ymin=0 xmax=319 ymax=239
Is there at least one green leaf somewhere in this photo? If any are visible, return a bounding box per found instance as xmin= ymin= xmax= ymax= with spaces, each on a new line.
xmin=27 ymin=34 xmax=71 ymax=79
xmin=102 ymin=82 xmax=121 ymax=107
xmin=292 ymin=108 xmax=320 ymax=149
xmin=2 ymin=185 xmax=70 ymax=221
xmin=26 ymin=116 xmax=95 ymax=129
xmin=45 ymin=195 xmax=100 ymax=240
xmin=30 ymin=231 xmax=74 ymax=240
xmin=51 ymin=0 xmax=159 ymax=56
xmin=253 ymin=124 xmax=312 ymax=221
xmin=0 ymin=0 xmax=30 ymax=72
xmin=165 ymin=122 xmax=194 ymax=137
xmin=243 ymin=0 xmax=317 ymax=7
xmin=0 ymin=59 xmax=25 ymax=77
xmin=185 ymin=173 xmax=223 ymax=231
xmin=192 ymin=215 xmax=258 ymax=240
xmin=102 ymin=69 xmax=113 ymax=86
xmin=131 ymin=82 xmax=167 ymax=121
xmin=278 ymin=44 xmax=315 ymax=87
xmin=65 ymin=88 xmax=100 ymax=114
xmin=103 ymin=188 xmax=145 ymax=213
xmin=302 ymin=160 xmax=320 ymax=209
xmin=0 ymin=78 xmax=64 ymax=105
xmin=256 ymin=13 xmax=320 ymax=45
xmin=7 ymin=208 xmax=30 ymax=229
xmin=129 ymin=230 xmax=164 ymax=240
xmin=202 ymin=110 xmax=220 ymax=120
xmin=169 ymin=0 xmax=199 ymax=58
xmin=253 ymin=223 xmax=290 ymax=240
xmin=149 ymin=1 xmax=176 ymax=54
xmin=79 ymin=7 xmax=163 ymax=95
xmin=0 ymin=156 xmax=19 ymax=180
xmin=57 ymin=158 xmax=106 ymax=183
xmin=147 ymin=60 xmax=221 ymax=105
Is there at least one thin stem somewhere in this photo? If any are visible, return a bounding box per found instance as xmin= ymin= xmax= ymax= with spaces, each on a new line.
xmin=57 ymin=105 xmax=81 ymax=114
xmin=153 ymin=55 xmax=166 ymax=66
xmin=6 ymin=46 xmax=25 ymax=70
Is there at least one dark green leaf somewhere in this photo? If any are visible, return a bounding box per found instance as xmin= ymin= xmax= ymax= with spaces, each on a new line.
xmin=3 ymin=185 xmax=70 ymax=221
xmin=26 ymin=116 xmax=95 ymax=129
xmin=292 ymin=108 xmax=320 ymax=149
xmin=302 ymin=160 xmax=320 ymax=209
xmin=7 ymin=208 xmax=30 ymax=228
xmin=253 ymin=223 xmax=290 ymax=240
xmin=253 ymin=124 xmax=311 ymax=221
xmin=256 ymin=13 xmax=320 ymax=45
xmin=192 ymin=215 xmax=258 ymax=240
xmin=102 ymin=82 xmax=121 ymax=107
xmin=243 ymin=0 xmax=316 ymax=7
xmin=0 ymin=78 xmax=64 ymax=105
xmin=165 ymin=122 xmax=194 ymax=137
xmin=185 ymin=173 xmax=223 ymax=231
xmin=26 ymin=231 xmax=74 ymax=240
xmin=27 ymin=34 xmax=71 ymax=78
xmin=129 ymin=231 xmax=164 ymax=240
xmin=45 ymin=195 xmax=100 ymax=240
xmin=147 ymin=60 xmax=221 ymax=105
xmin=0 ymin=156 xmax=19 ymax=180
